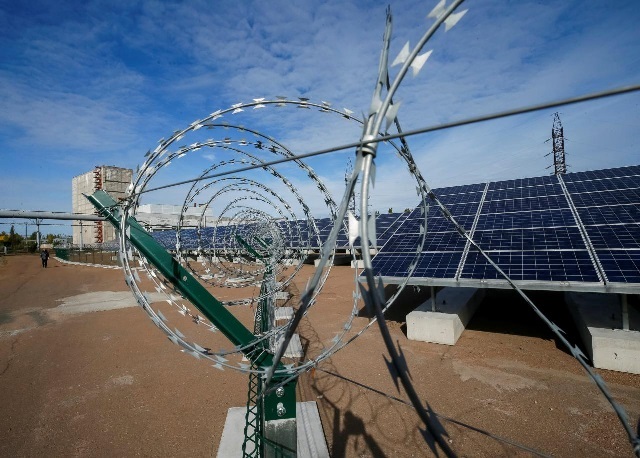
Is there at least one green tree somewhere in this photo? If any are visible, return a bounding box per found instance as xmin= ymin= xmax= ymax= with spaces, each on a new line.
xmin=7 ymin=225 xmax=24 ymax=251
xmin=9 ymin=225 xmax=19 ymax=246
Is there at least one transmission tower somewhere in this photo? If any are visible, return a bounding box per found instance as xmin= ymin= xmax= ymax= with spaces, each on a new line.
xmin=344 ymin=158 xmax=357 ymax=216
xmin=550 ymin=112 xmax=567 ymax=175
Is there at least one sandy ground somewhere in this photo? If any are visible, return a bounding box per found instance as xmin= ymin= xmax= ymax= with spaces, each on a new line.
xmin=0 ymin=254 xmax=639 ymax=457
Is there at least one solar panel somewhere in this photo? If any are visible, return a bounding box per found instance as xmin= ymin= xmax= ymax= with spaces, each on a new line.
xmin=370 ymin=165 xmax=640 ymax=293
xmin=413 ymin=252 xmax=462 ymax=278
xmin=597 ymin=251 xmax=640 ymax=283
xmin=563 ymin=165 xmax=640 ymax=286
xmin=371 ymin=186 xmax=481 ymax=280
xmin=461 ymin=250 xmax=600 ymax=282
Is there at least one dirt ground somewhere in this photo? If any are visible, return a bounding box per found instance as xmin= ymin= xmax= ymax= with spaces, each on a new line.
xmin=0 ymin=254 xmax=639 ymax=457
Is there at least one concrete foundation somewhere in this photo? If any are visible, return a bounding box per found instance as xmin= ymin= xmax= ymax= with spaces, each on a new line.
xmin=225 ymin=277 xmax=253 ymax=286
xmin=275 ymin=306 xmax=293 ymax=322
xmin=566 ymin=292 xmax=640 ymax=374
xmin=272 ymin=334 xmax=303 ymax=358
xmin=271 ymin=307 xmax=302 ymax=357
xmin=217 ymin=401 xmax=329 ymax=458
xmin=406 ymin=287 xmax=485 ymax=345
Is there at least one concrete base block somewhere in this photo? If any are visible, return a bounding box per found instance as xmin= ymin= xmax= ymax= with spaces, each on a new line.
xmin=566 ymin=292 xmax=640 ymax=374
xmin=406 ymin=287 xmax=485 ymax=345
xmin=351 ymin=259 xmax=364 ymax=269
xmin=275 ymin=306 xmax=294 ymax=322
xmin=217 ymin=401 xmax=329 ymax=458
xmin=272 ymin=333 xmax=303 ymax=358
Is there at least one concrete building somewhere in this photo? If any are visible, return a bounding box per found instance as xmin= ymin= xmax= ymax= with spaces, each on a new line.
xmin=71 ymin=166 xmax=223 ymax=245
xmin=135 ymin=203 xmax=219 ymax=231
xmin=72 ymin=166 xmax=132 ymax=245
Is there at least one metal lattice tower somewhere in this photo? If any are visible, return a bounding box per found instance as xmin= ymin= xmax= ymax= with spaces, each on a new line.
xmin=551 ymin=112 xmax=567 ymax=175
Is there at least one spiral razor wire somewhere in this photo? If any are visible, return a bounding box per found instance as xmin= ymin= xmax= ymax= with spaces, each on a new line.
xmin=112 ymin=0 xmax=639 ymax=455
xmin=268 ymin=1 xmax=640 ymax=456
xmin=115 ymin=86 xmax=435 ymax=381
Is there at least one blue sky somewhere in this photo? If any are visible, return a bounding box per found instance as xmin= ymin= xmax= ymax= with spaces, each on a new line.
xmin=0 ymin=0 xmax=638 ymax=233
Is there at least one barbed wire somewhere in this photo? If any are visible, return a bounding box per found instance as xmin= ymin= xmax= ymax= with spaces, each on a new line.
xmin=117 ymin=97 xmax=391 ymax=377
xmin=357 ymin=4 xmax=640 ymax=457
xmin=262 ymin=1 xmax=640 ymax=456
xmin=139 ymin=83 xmax=640 ymax=196
xmin=110 ymin=0 xmax=640 ymax=455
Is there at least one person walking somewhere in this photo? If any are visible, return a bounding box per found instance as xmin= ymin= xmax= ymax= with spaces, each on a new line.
xmin=40 ymin=248 xmax=49 ymax=268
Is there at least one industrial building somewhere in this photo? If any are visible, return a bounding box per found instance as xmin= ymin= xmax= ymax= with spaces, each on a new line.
xmin=72 ymin=166 xmax=132 ymax=245
xmin=135 ymin=204 xmax=218 ymax=231
xmin=72 ymin=166 xmax=221 ymax=246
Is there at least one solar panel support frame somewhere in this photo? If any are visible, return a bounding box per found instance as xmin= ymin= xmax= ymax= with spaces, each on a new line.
xmin=455 ymin=182 xmax=490 ymax=280
xmin=368 ymin=275 xmax=640 ymax=295
xmin=557 ymin=174 xmax=608 ymax=283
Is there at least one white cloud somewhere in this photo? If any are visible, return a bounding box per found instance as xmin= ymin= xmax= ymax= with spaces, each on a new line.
xmin=0 ymin=0 xmax=638 ymax=222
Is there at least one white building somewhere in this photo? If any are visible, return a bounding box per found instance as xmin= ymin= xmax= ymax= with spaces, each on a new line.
xmin=72 ymin=166 xmax=132 ymax=245
xmin=72 ymin=166 xmax=231 ymax=245
xmin=135 ymin=203 xmax=220 ymax=231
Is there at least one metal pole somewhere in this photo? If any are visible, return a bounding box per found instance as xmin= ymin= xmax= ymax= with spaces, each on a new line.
xmin=36 ymin=219 xmax=41 ymax=249
xmin=622 ymin=295 xmax=630 ymax=331
xmin=88 ymin=189 xmax=298 ymax=456
xmin=0 ymin=210 xmax=104 ymax=221
xmin=79 ymin=221 xmax=84 ymax=251
xmin=431 ymin=286 xmax=436 ymax=312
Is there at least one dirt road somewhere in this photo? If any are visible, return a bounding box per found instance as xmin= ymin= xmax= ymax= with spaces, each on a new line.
xmin=0 ymin=255 xmax=638 ymax=457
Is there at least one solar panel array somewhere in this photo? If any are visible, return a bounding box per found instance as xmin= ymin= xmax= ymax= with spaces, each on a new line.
xmin=370 ymin=165 xmax=640 ymax=293
xmin=150 ymin=212 xmax=410 ymax=253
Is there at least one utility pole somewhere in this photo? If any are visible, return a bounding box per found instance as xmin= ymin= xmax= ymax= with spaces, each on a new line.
xmin=35 ymin=219 xmax=42 ymax=249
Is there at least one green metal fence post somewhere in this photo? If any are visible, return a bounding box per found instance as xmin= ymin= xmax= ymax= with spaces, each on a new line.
xmin=262 ymin=377 xmax=297 ymax=456
xmin=87 ymin=190 xmax=297 ymax=457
